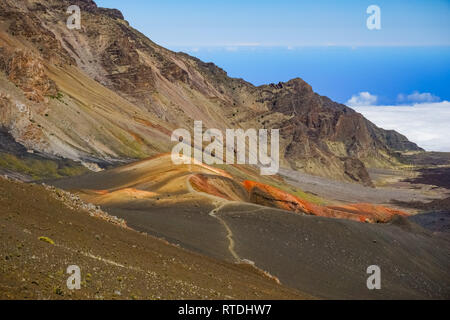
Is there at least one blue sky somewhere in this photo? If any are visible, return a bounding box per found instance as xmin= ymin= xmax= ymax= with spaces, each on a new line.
xmin=95 ymin=1 xmax=450 ymax=150
xmin=97 ymin=0 xmax=449 ymax=47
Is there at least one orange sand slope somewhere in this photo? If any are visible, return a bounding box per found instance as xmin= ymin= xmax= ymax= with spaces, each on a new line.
xmin=69 ymin=154 xmax=407 ymax=223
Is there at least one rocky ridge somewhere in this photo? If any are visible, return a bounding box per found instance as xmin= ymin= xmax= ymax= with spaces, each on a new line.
xmin=0 ymin=0 xmax=422 ymax=185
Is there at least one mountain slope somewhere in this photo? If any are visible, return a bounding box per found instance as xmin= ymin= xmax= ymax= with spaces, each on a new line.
xmin=48 ymin=156 xmax=450 ymax=299
xmin=0 ymin=0 xmax=422 ymax=185
xmin=0 ymin=176 xmax=308 ymax=299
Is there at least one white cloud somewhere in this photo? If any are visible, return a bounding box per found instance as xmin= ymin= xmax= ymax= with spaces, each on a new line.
xmin=353 ymin=101 xmax=450 ymax=152
xmin=397 ymin=91 xmax=440 ymax=103
xmin=346 ymin=92 xmax=378 ymax=107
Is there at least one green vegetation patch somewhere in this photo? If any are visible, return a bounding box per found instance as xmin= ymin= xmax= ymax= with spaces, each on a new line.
xmin=49 ymin=92 xmax=64 ymax=102
xmin=0 ymin=152 xmax=89 ymax=180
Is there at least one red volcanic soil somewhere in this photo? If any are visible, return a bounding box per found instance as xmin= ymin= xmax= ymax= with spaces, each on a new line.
xmin=242 ymin=180 xmax=408 ymax=223
xmin=327 ymin=204 xmax=408 ymax=223
xmin=243 ymin=180 xmax=313 ymax=213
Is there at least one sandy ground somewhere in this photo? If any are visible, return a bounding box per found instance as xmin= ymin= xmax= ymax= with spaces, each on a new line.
xmin=45 ymin=155 xmax=450 ymax=299
xmin=409 ymin=212 xmax=450 ymax=234
xmin=107 ymin=201 xmax=232 ymax=261
xmin=0 ymin=177 xmax=308 ymax=300
xmin=217 ymin=202 xmax=450 ymax=299
xmin=278 ymin=167 xmax=445 ymax=207
xmin=92 ymin=199 xmax=450 ymax=299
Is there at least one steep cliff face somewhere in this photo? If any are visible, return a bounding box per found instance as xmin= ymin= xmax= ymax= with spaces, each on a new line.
xmin=0 ymin=0 xmax=421 ymax=185
xmin=3 ymin=50 xmax=57 ymax=102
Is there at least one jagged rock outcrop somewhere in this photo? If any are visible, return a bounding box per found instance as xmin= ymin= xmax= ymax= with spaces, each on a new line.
xmin=5 ymin=50 xmax=58 ymax=102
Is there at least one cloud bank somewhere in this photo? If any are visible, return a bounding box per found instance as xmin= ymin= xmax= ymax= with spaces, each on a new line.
xmin=353 ymin=101 xmax=450 ymax=152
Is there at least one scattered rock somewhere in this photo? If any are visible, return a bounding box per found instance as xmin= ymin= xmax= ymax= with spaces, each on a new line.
xmin=41 ymin=183 xmax=128 ymax=228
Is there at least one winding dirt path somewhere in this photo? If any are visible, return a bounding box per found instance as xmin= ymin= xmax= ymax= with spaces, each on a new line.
xmin=185 ymin=174 xmax=241 ymax=261
xmin=208 ymin=203 xmax=241 ymax=262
